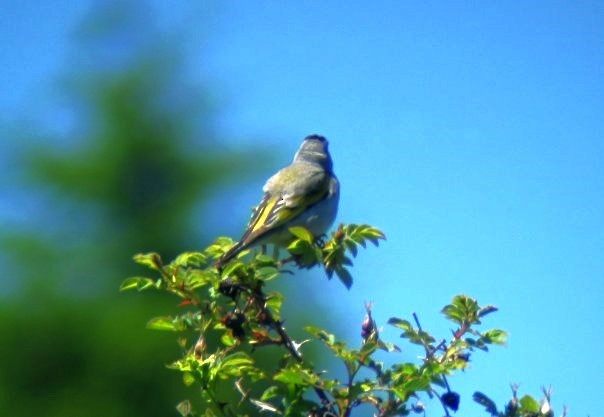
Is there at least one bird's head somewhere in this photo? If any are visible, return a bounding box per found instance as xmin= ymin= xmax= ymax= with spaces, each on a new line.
xmin=294 ymin=134 xmax=333 ymax=171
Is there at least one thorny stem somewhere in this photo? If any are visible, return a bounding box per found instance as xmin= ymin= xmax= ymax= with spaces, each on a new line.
xmin=250 ymin=284 xmax=333 ymax=408
xmin=365 ymin=360 xmax=398 ymax=417
xmin=442 ymin=376 xmax=451 ymax=392
xmin=433 ymin=390 xmax=452 ymax=417
xmin=413 ymin=312 xmax=433 ymax=358
xmin=343 ymin=364 xmax=361 ymax=417
xmin=413 ymin=313 xmax=456 ymax=417
xmin=354 ymin=304 xmax=398 ymax=417
xmin=206 ymin=389 xmax=235 ymax=417
xmin=217 ymin=253 xmax=333 ymax=413
xmin=439 ymin=321 xmax=470 ymax=364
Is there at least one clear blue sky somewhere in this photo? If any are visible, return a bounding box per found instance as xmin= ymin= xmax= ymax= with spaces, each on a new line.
xmin=2 ymin=1 xmax=603 ymax=416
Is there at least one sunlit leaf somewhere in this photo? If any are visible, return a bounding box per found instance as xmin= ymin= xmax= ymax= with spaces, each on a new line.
xmin=176 ymin=399 xmax=193 ymax=416
xmin=173 ymin=251 xmax=207 ymax=268
xmin=274 ymin=365 xmax=318 ymax=386
xmin=442 ymin=304 xmax=464 ymax=325
xmin=387 ymin=318 xmax=413 ymax=332
xmin=147 ymin=316 xmax=177 ymax=331
xmin=288 ymin=226 xmax=314 ymax=243
xmin=305 ymin=326 xmax=336 ymax=346
xmin=218 ymin=352 xmax=255 ymax=377
xmin=133 ymin=252 xmax=163 ymax=270
xmin=119 ymin=276 xmax=156 ymax=291
xmin=182 ymin=372 xmax=195 ymax=387
xmin=260 ymin=385 xmax=281 ymax=401
xmin=266 ymin=292 xmax=284 ymax=317
xmin=221 ymin=259 xmax=246 ymax=277
xmin=481 ymin=329 xmax=508 ymax=345
xmin=519 ymin=395 xmax=540 ymax=413
xmin=378 ymin=339 xmax=401 ymax=352
xmin=186 ymin=269 xmax=215 ymax=289
xmin=220 ymin=332 xmax=236 ymax=347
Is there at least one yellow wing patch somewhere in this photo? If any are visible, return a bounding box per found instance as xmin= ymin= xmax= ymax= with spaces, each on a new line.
xmin=250 ymin=196 xmax=280 ymax=234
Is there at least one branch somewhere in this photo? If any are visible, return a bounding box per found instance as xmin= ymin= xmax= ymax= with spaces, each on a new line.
xmin=250 ymin=284 xmax=333 ymax=408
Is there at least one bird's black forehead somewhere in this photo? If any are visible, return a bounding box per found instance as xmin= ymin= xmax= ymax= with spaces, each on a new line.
xmin=304 ymin=134 xmax=327 ymax=143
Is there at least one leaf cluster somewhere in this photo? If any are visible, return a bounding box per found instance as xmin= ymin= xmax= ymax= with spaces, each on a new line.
xmin=287 ymin=224 xmax=385 ymax=289
xmin=122 ymin=224 xmax=562 ymax=417
xmin=474 ymin=385 xmax=562 ymax=417
xmin=121 ymin=224 xmax=384 ymax=416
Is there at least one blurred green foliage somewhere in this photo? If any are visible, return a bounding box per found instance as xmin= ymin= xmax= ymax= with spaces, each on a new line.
xmin=0 ymin=3 xmax=264 ymax=416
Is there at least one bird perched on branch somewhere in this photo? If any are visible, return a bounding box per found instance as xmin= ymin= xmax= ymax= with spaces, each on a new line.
xmin=217 ymin=134 xmax=339 ymax=267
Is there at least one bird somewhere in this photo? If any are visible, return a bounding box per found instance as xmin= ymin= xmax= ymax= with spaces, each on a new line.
xmin=217 ymin=134 xmax=340 ymax=267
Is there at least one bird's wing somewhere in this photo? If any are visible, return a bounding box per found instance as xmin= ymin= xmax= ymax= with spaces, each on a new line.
xmin=238 ymin=163 xmax=330 ymax=245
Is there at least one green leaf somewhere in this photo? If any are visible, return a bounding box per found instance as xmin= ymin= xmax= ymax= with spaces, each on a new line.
xmin=147 ymin=316 xmax=177 ymax=331
xmin=176 ymin=399 xmax=193 ymax=416
xmin=359 ymin=339 xmax=379 ymax=357
xmin=357 ymin=226 xmax=386 ymax=247
xmin=256 ymin=266 xmax=279 ymax=281
xmin=119 ymin=276 xmax=156 ymax=291
xmin=220 ymin=332 xmax=236 ymax=347
xmin=133 ymin=252 xmax=163 ymax=270
xmin=205 ymin=237 xmax=236 ymax=259
xmin=391 ymin=362 xmax=420 ymax=379
xmin=274 ymin=365 xmax=318 ymax=386
xmin=182 ymin=372 xmax=196 ymax=387
xmin=266 ymin=292 xmax=284 ymax=318
xmin=260 ymin=385 xmax=281 ymax=401
xmin=349 ymin=234 xmax=367 ymax=248
xmin=288 ymin=226 xmax=314 ymax=243
xmin=203 ymin=408 xmax=218 ymax=417
xmin=443 ymin=295 xmax=483 ymax=325
xmin=287 ymin=239 xmax=319 ymax=266
xmin=287 ymin=239 xmax=305 ymax=254
xmin=519 ymin=395 xmax=540 ymax=413
xmin=378 ymin=339 xmax=401 ymax=352
xmin=442 ymin=304 xmax=463 ymax=324
xmin=399 ymin=375 xmax=430 ymax=395
xmin=186 ymin=269 xmax=214 ymax=289
xmin=305 ymin=326 xmax=336 ymax=346
xmin=218 ymin=352 xmax=255 ymax=378
xmin=173 ymin=251 xmax=207 ymax=268
xmin=362 ymin=225 xmax=386 ymax=240
xmin=344 ymin=240 xmax=358 ymax=257
xmin=221 ymin=260 xmax=246 ymax=277
xmin=254 ymin=254 xmax=279 ymax=267
xmin=387 ymin=318 xmax=413 ymax=332
xmin=478 ymin=305 xmax=498 ymax=318
xmin=335 ymin=267 xmax=353 ymax=289
xmin=481 ymin=329 xmax=508 ymax=345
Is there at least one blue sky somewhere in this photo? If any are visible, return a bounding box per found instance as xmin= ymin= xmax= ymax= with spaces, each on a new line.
xmin=2 ymin=1 xmax=603 ymax=416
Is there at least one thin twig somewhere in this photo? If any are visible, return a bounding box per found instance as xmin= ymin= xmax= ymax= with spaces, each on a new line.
xmin=206 ymin=389 xmax=234 ymax=417
xmin=356 ymin=303 xmax=398 ymax=417
xmin=413 ymin=312 xmax=432 ymax=358
xmin=433 ymin=390 xmax=452 ymax=417
xmin=251 ymin=285 xmax=332 ymax=407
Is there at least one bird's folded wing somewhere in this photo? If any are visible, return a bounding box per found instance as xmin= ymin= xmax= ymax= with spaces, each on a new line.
xmin=239 ymin=168 xmax=330 ymax=245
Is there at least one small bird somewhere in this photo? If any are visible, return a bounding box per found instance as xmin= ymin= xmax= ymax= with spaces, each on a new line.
xmin=217 ymin=134 xmax=340 ymax=267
